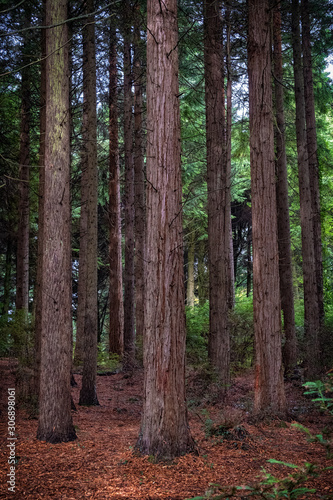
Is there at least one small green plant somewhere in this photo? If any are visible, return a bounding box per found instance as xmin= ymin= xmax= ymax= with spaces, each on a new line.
xmin=303 ymin=373 xmax=333 ymax=415
xmin=292 ymin=422 xmax=332 ymax=459
xmin=186 ymin=460 xmax=323 ymax=499
xmin=292 ymin=373 xmax=333 ymax=458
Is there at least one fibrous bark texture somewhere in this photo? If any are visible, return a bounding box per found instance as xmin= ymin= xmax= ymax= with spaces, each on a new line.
xmin=109 ymin=24 xmax=124 ymax=356
xmin=16 ymin=7 xmax=31 ymax=315
xmin=136 ymin=0 xmax=196 ymax=460
xmin=291 ymin=0 xmax=320 ymax=378
xmin=78 ymin=0 xmax=99 ymax=406
xmin=123 ymin=0 xmax=136 ymax=369
xmin=273 ymin=3 xmax=297 ymax=374
xmin=248 ymin=0 xmax=286 ymax=415
xmin=301 ymin=0 xmax=324 ymax=325
xmin=133 ymin=15 xmax=145 ymax=341
xmin=37 ymin=0 xmax=76 ymax=443
xmin=204 ymin=0 xmax=231 ymax=389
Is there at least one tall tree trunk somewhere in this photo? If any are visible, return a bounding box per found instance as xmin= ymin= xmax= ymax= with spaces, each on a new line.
xmin=2 ymin=237 xmax=13 ymax=318
xmin=246 ymin=233 xmax=251 ymax=298
xmin=301 ymin=0 xmax=324 ymax=325
xmin=197 ymin=239 xmax=208 ymax=306
xmin=248 ymin=0 xmax=286 ymax=415
xmin=78 ymin=0 xmax=99 ymax=406
xmin=226 ymin=2 xmax=235 ymax=309
xmin=136 ymin=0 xmax=196 ymax=459
xmin=133 ymin=14 xmax=145 ymax=341
xmin=37 ymin=0 xmax=76 ymax=443
xmin=34 ymin=1 xmax=46 ymax=398
xmin=187 ymin=230 xmax=196 ymax=307
xmin=123 ymin=0 xmax=136 ymax=369
xmin=273 ymin=3 xmax=297 ymax=374
xmin=291 ymin=0 xmax=320 ymax=378
xmin=16 ymin=9 xmax=31 ymax=316
xmin=204 ymin=0 xmax=231 ymax=389
xmin=109 ymin=25 xmax=124 ymax=356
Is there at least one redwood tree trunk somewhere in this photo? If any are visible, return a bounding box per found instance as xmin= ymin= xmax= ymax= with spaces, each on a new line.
xmin=34 ymin=6 xmax=46 ymax=397
xmin=133 ymin=15 xmax=145 ymax=341
xmin=248 ymin=0 xmax=286 ymax=415
xmin=198 ymin=239 xmax=208 ymax=306
xmin=136 ymin=0 xmax=196 ymax=459
xmin=291 ymin=0 xmax=320 ymax=378
xmin=109 ymin=24 xmax=124 ymax=356
xmin=301 ymin=0 xmax=324 ymax=325
xmin=78 ymin=0 xmax=99 ymax=406
xmin=226 ymin=2 xmax=235 ymax=309
xmin=37 ymin=0 xmax=76 ymax=443
xmin=123 ymin=1 xmax=136 ymax=369
xmin=204 ymin=0 xmax=231 ymax=389
xmin=273 ymin=3 xmax=297 ymax=374
xmin=186 ymin=230 xmax=195 ymax=307
xmin=16 ymin=10 xmax=31 ymax=316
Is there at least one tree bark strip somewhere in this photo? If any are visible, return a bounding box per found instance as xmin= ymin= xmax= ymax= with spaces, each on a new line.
xmin=123 ymin=0 xmax=136 ymax=369
xmin=248 ymin=0 xmax=286 ymax=414
xmin=301 ymin=0 xmax=324 ymax=325
xmin=37 ymin=0 xmax=76 ymax=443
xmin=136 ymin=0 xmax=196 ymax=459
xmin=109 ymin=24 xmax=124 ymax=356
xmin=291 ymin=0 xmax=320 ymax=377
xmin=204 ymin=0 xmax=231 ymax=389
xmin=78 ymin=0 xmax=99 ymax=406
xmin=273 ymin=2 xmax=297 ymax=374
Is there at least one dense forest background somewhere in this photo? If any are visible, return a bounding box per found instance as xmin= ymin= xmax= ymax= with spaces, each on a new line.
xmin=0 ymin=0 xmax=333 ymax=460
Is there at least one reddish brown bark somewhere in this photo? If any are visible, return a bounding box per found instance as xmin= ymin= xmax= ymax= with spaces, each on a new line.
xmin=301 ymin=0 xmax=324 ymax=326
xmin=37 ymin=0 xmax=76 ymax=443
xmin=16 ymin=9 xmax=31 ymax=315
xmin=133 ymin=14 xmax=145 ymax=341
xmin=248 ymin=0 xmax=286 ymax=415
xmin=204 ymin=0 xmax=231 ymax=389
xmin=78 ymin=0 xmax=99 ymax=406
xmin=291 ymin=0 xmax=320 ymax=378
xmin=136 ymin=0 xmax=196 ymax=459
xmin=186 ymin=230 xmax=196 ymax=307
xmin=109 ymin=25 xmax=124 ymax=356
xmin=273 ymin=3 xmax=297 ymax=374
xmin=123 ymin=0 xmax=136 ymax=369
xmin=34 ymin=2 xmax=46 ymax=398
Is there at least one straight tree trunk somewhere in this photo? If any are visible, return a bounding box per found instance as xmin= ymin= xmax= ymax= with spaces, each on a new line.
xmin=133 ymin=15 xmax=145 ymax=341
xmin=248 ymin=0 xmax=286 ymax=415
xmin=34 ymin=5 xmax=46 ymax=397
xmin=204 ymin=0 xmax=231 ymax=389
xmin=273 ymin=3 xmax=297 ymax=374
xmin=2 ymin=237 xmax=13 ymax=318
xmin=37 ymin=0 xmax=76 ymax=443
xmin=291 ymin=0 xmax=320 ymax=378
xmin=109 ymin=25 xmax=124 ymax=356
xmin=246 ymin=235 xmax=251 ymax=298
xmin=301 ymin=0 xmax=324 ymax=325
xmin=16 ymin=9 xmax=31 ymax=316
xmin=197 ymin=239 xmax=208 ymax=306
xmin=78 ymin=0 xmax=99 ymax=406
xmin=136 ymin=0 xmax=196 ymax=459
xmin=123 ymin=1 xmax=136 ymax=369
xmin=187 ymin=230 xmax=195 ymax=307
xmin=226 ymin=2 xmax=235 ymax=309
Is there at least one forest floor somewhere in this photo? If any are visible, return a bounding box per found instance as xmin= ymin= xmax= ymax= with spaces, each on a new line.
xmin=0 ymin=358 xmax=332 ymax=499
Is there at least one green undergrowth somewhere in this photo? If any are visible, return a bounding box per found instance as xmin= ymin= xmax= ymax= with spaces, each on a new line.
xmin=187 ymin=374 xmax=333 ymax=500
